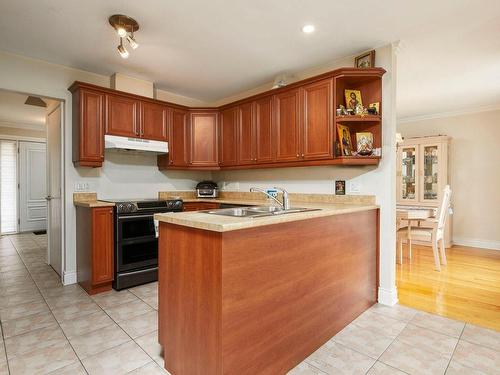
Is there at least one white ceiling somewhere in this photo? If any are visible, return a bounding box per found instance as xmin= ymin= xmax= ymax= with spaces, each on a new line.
xmin=0 ymin=91 xmax=49 ymax=128
xmin=0 ymin=1 xmax=499 ymax=118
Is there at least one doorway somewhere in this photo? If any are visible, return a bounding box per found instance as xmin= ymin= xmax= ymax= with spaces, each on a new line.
xmin=0 ymin=89 xmax=64 ymax=278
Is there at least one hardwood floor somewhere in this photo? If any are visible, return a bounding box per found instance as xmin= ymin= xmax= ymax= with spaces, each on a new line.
xmin=397 ymin=244 xmax=500 ymax=331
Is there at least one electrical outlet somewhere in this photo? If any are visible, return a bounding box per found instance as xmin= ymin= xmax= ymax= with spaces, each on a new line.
xmin=349 ymin=181 xmax=361 ymax=194
xmin=74 ymin=181 xmax=90 ymax=192
xmin=266 ymin=189 xmax=278 ymax=199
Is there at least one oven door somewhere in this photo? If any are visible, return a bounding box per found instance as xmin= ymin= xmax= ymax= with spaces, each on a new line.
xmin=116 ymin=214 xmax=158 ymax=272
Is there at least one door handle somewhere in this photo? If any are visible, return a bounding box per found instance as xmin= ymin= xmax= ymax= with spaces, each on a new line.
xmin=45 ymin=196 xmax=53 ymax=201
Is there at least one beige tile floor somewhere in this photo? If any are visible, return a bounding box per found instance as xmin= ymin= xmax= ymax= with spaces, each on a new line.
xmin=1 ymin=233 xmax=499 ymax=375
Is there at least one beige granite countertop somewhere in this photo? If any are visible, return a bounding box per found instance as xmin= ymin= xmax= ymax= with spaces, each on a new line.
xmin=155 ymin=199 xmax=378 ymax=232
xmin=73 ymin=193 xmax=115 ymax=208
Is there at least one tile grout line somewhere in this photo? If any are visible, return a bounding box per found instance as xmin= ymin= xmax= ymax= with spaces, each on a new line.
xmin=89 ymin=297 xmax=161 ymax=373
xmin=443 ymin=323 xmax=466 ymax=374
xmin=0 ymin=320 xmax=10 ymax=375
xmin=370 ymin=314 xmax=412 ymax=374
xmin=6 ymin=234 xmax=90 ymax=375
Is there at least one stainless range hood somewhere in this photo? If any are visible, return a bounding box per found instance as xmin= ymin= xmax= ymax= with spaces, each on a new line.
xmin=104 ymin=135 xmax=168 ymax=154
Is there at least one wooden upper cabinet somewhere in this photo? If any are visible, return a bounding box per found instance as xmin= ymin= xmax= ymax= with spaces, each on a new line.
xmin=301 ymin=78 xmax=333 ymax=160
xmin=219 ymin=107 xmax=238 ymax=166
xmin=274 ymin=88 xmax=301 ymax=162
xmin=254 ymin=96 xmax=274 ymax=163
xmin=238 ymin=102 xmax=256 ymax=165
xmin=168 ymin=108 xmax=190 ymax=166
xmin=141 ymin=102 xmax=168 ymax=141
xmin=106 ymin=94 xmax=140 ymax=138
xmin=91 ymin=207 xmax=114 ymax=285
xmin=189 ymin=112 xmax=218 ymax=167
xmin=72 ymin=88 xmax=105 ymax=167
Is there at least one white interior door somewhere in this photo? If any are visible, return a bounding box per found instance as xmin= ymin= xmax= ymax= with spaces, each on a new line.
xmin=18 ymin=141 xmax=47 ymax=232
xmin=46 ymin=105 xmax=62 ymax=276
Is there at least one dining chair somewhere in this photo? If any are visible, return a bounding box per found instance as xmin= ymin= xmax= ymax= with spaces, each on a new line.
xmin=397 ymin=185 xmax=452 ymax=271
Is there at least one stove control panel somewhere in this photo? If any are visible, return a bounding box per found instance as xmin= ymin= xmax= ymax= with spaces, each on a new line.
xmin=116 ymin=202 xmax=138 ymax=214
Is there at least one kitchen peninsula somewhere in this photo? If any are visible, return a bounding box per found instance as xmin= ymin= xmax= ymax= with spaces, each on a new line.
xmin=155 ymin=193 xmax=379 ymax=375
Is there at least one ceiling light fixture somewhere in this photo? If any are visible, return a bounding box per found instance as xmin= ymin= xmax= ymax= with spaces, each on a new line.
xmin=126 ymin=33 xmax=139 ymax=49
xmin=117 ymin=38 xmax=129 ymax=59
xmin=302 ymin=24 xmax=315 ymax=33
xmin=109 ymin=14 xmax=140 ymax=58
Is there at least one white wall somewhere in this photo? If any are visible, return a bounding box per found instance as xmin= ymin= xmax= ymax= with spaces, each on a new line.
xmin=0 ymin=51 xmax=210 ymax=284
xmin=398 ymin=109 xmax=500 ymax=250
xmin=0 ymin=124 xmax=46 ymax=139
xmin=214 ymin=43 xmax=399 ymax=305
xmin=77 ymin=150 xmax=210 ymax=199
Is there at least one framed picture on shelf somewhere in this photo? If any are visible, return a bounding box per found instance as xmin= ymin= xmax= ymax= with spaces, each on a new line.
xmin=337 ymin=124 xmax=353 ymax=156
xmin=335 ymin=180 xmax=346 ymax=195
xmin=355 ymin=50 xmax=375 ymax=68
xmin=368 ymin=102 xmax=380 ymax=115
xmin=356 ymin=132 xmax=374 ymax=156
xmin=344 ymin=89 xmax=363 ymax=110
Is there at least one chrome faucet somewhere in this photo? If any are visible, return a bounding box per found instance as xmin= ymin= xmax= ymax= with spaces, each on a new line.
xmin=250 ymin=187 xmax=290 ymax=210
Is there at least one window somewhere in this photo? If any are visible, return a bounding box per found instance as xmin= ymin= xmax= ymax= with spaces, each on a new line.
xmin=0 ymin=140 xmax=18 ymax=234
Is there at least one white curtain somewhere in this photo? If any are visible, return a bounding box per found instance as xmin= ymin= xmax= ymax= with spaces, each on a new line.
xmin=0 ymin=140 xmax=18 ymax=234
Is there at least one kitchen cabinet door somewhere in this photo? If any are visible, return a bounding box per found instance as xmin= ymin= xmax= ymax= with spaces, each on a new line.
xmin=301 ymin=78 xmax=333 ymax=160
xmin=255 ymin=96 xmax=274 ymax=163
xmin=106 ymin=94 xmax=140 ymax=138
xmin=169 ymin=108 xmax=190 ymax=166
xmin=274 ymin=89 xmax=301 ymax=162
xmin=238 ymin=102 xmax=256 ymax=165
xmin=141 ymin=102 xmax=168 ymax=141
xmin=73 ymin=88 xmax=105 ymax=167
xmin=190 ymin=112 xmax=218 ymax=167
xmin=183 ymin=202 xmax=220 ymax=211
xmin=91 ymin=207 xmax=114 ymax=285
xmin=219 ymin=107 xmax=238 ymax=166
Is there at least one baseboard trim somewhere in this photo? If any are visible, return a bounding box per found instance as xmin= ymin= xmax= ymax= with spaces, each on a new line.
xmin=453 ymin=237 xmax=500 ymax=251
xmin=63 ymin=270 xmax=77 ymax=285
xmin=378 ymin=286 xmax=398 ymax=306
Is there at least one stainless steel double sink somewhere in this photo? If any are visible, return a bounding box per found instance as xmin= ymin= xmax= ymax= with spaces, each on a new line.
xmin=205 ymin=205 xmax=320 ymax=218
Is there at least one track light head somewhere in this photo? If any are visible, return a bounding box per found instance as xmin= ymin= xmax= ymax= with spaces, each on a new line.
xmin=127 ymin=34 xmax=139 ymax=49
xmin=117 ymin=38 xmax=129 ymax=59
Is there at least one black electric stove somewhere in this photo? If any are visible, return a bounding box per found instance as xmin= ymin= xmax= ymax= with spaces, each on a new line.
xmin=101 ymin=198 xmax=183 ymax=290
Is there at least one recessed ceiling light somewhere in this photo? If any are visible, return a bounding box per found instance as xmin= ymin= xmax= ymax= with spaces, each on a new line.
xmin=302 ymin=25 xmax=315 ymax=33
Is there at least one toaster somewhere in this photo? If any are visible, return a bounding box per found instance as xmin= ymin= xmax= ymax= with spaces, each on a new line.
xmin=196 ymin=181 xmax=219 ymax=198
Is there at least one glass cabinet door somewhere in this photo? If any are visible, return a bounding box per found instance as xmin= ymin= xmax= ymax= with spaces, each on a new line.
xmin=421 ymin=144 xmax=440 ymax=201
xmin=400 ymin=146 xmax=418 ymax=201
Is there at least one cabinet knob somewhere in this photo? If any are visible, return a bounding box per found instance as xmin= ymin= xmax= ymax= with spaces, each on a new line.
xmin=296 ymin=153 xmax=300 ymax=158
xmin=301 ymin=153 xmax=304 ymax=158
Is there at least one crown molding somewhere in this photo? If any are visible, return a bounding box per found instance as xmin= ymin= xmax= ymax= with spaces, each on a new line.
xmin=398 ymin=103 xmax=500 ymax=124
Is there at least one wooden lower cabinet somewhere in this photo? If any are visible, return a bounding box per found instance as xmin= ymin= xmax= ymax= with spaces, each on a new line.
xmin=183 ymin=202 xmax=220 ymax=212
xmin=76 ymin=206 xmax=114 ymax=295
xmin=158 ymin=209 xmax=379 ymax=374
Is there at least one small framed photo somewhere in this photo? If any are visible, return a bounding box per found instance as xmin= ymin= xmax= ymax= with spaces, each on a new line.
xmin=368 ymin=102 xmax=380 ymax=115
xmin=355 ymin=50 xmax=375 ymax=68
xmin=335 ymin=180 xmax=346 ymax=195
xmin=344 ymin=89 xmax=363 ymax=110
xmin=337 ymin=124 xmax=353 ymax=156
xmin=356 ymin=132 xmax=374 ymax=156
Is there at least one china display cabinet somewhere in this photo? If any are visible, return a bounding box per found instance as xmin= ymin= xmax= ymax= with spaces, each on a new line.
xmin=396 ymin=135 xmax=452 ymax=246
